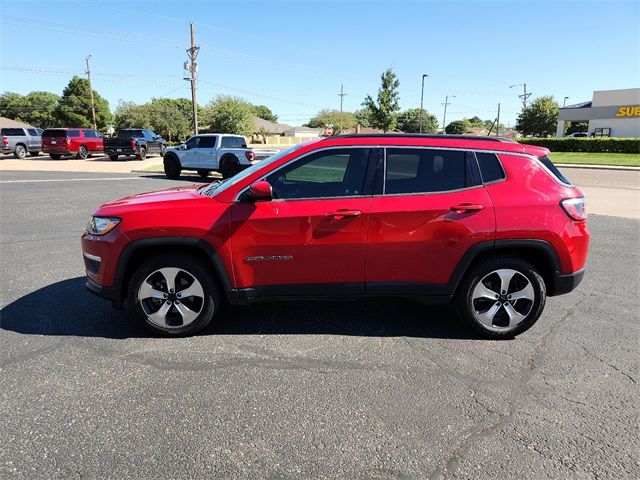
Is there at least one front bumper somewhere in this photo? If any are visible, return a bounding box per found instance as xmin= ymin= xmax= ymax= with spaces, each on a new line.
xmin=86 ymin=278 xmax=122 ymax=307
xmin=550 ymin=268 xmax=585 ymax=296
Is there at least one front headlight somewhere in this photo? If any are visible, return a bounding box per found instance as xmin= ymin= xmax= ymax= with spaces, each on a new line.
xmin=86 ymin=216 xmax=120 ymax=236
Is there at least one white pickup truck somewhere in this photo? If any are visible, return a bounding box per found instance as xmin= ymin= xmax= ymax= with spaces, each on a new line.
xmin=162 ymin=134 xmax=278 ymax=179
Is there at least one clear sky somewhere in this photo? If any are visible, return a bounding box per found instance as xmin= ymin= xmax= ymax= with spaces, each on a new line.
xmin=1 ymin=0 xmax=639 ymax=127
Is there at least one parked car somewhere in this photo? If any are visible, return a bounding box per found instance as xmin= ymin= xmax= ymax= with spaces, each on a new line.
xmin=565 ymin=132 xmax=589 ymax=138
xmin=82 ymin=134 xmax=589 ymax=338
xmin=1 ymin=127 xmax=43 ymax=159
xmin=103 ymin=129 xmax=166 ymax=161
xmin=162 ymin=134 xmax=278 ymax=179
xmin=42 ymin=128 xmax=104 ymax=159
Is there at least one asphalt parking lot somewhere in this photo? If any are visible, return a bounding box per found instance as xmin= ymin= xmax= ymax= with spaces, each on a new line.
xmin=1 ymin=170 xmax=638 ymax=479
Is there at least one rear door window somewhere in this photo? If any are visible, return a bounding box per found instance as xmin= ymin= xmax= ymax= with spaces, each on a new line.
xmin=221 ymin=136 xmax=246 ymax=148
xmin=27 ymin=128 xmax=38 ymax=136
xmin=384 ymin=148 xmax=475 ymax=194
xmin=68 ymin=130 xmax=80 ymax=137
xmin=83 ymin=130 xmax=95 ymax=138
xmin=198 ymin=136 xmax=216 ymax=148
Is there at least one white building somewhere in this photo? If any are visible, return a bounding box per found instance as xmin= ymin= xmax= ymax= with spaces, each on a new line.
xmin=556 ymin=88 xmax=640 ymax=138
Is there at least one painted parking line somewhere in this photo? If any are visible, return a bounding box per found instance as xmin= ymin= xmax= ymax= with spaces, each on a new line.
xmin=0 ymin=176 xmax=146 ymax=184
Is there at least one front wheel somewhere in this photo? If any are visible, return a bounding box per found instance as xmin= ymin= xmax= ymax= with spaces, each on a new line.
xmin=126 ymin=253 xmax=220 ymax=336
xmin=455 ymin=257 xmax=546 ymax=339
xmin=29 ymin=151 xmax=40 ymax=157
xmin=197 ymin=169 xmax=210 ymax=178
xmin=163 ymin=156 xmax=181 ymax=179
xmin=77 ymin=146 xmax=88 ymax=159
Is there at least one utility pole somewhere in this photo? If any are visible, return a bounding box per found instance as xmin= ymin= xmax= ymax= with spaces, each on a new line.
xmin=510 ymin=83 xmax=531 ymax=109
xmin=185 ymin=22 xmax=200 ymax=135
xmin=338 ymin=84 xmax=347 ymax=134
xmin=419 ymin=73 xmax=428 ymax=133
xmin=85 ymin=54 xmax=97 ymax=130
xmin=441 ymin=95 xmax=454 ymax=134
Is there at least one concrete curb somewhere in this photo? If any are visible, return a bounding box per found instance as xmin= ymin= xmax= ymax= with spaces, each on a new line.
xmin=556 ymin=163 xmax=640 ymax=172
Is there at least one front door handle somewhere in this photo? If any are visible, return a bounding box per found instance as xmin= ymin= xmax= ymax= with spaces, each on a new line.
xmin=449 ymin=203 xmax=485 ymax=213
xmin=327 ymin=209 xmax=362 ymax=218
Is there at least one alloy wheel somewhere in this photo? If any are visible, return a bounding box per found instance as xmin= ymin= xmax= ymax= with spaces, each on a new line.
xmin=470 ymin=268 xmax=535 ymax=330
xmin=138 ymin=267 xmax=206 ymax=328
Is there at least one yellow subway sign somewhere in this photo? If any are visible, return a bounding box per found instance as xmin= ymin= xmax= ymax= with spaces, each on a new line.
xmin=616 ymin=106 xmax=640 ymax=117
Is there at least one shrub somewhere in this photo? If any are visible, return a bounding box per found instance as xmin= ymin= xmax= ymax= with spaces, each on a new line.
xmin=515 ymin=137 xmax=640 ymax=154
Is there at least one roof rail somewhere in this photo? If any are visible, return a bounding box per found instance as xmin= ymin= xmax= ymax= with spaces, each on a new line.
xmin=327 ymin=133 xmax=517 ymax=143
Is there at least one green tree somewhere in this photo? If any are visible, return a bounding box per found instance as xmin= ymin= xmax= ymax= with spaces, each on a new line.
xmin=515 ymin=96 xmax=560 ymax=137
xmin=465 ymin=116 xmax=485 ymax=128
xmin=305 ymin=109 xmax=357 ymax=133
xmin=114 ymin=101 xmax=151 ymax=131
xmin=0 ymin=92 xmax=25 ymax=120
xmin=362 ymin=68 xmax=401 ymax=132
xmin=0 ymin=91 xmax=60 ymax=128
xmin=202 ymin=95 xmax=254 ymax=136
xmin=251 ymin=104 xmax=278 ymax=122
xmin=114 ymin=98 xmax=195 ymax=142
xmin=354 ymin=107 xmax=373 ymax=127
xmin=53 ymin=76 xmax=112 ymax=129
xmin=397 ymin=108 xmax=438 ymax=133
xmin=445 ymin=120 xmax=467 ymax=134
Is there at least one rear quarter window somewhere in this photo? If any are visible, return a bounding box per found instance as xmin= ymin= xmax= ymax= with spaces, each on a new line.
xmin=68 ymin=130 xmax=80 ymax=138
xmin=221 ymin=136 xmax=247 ymax=148
xmin=538 ymin=155 xmax=571 ymax=185
xmin=476 ymin=152 xmax=505 ymax=183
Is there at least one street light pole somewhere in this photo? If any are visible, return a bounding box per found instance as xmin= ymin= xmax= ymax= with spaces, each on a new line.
xmin=85 ymin=54 xmax=97 ymax=130
xmin=419 ymin=73 xmax=428 ymax=133
xmin=563 ymin=96 xmax=569 ymax=107
xmin=509 ymin=83 xmax=531 ymax=109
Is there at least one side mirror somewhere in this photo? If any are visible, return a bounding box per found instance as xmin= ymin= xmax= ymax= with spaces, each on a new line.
xmin=248 ymin=180 xmax=273 ymax=201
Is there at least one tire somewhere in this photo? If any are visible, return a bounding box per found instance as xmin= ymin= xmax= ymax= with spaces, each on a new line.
xmin=221 ymin=157 xmax=240 ymax=179
xmin=163 ymin=155 xmax=181 ymax=179
xmin=455 ymin=257 xmax=546 ymax=339
xmin=29 ymin=151 xmax=40 ymax=157
xmin=197 ymin=169 xmax=210 ymax=179
xmin=14 ymin=145 xmax=27 ymax=159
xmin=49 ymin=154 xmax=63 ymax=160
xmin=126 ymin=253 xmax=220 ymax=336
xmin=108 ymin=154 xmax=119 ymax=161
xmin=136 ymin=147 xmax=147 ymax=160
xmin=77 ymin=145 xmax=88 ymax=159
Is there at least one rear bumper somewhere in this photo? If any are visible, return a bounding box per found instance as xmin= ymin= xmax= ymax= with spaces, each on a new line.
xmin=105 ymin=147 xmax=136 ymax=155
xmin=86 ymin=278 xmax=122 ymax=308
xmin=43 ymin=147 xmax=72 ymax=154
xmin=550 ymin=268 xmax=585 ymax=296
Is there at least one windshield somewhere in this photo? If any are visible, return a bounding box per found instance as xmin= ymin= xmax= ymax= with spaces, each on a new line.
xmin=200 ymin=142 xmax=313 ymax=197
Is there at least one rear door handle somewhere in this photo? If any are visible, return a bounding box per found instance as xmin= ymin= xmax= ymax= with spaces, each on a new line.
xmin=327 ymin=209 xmax=362 ymax=218
xmin=449 ymin=203 xmax=485 ymax=213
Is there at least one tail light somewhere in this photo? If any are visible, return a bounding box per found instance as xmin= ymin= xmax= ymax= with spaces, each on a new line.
xmin=2 ymin=136 xmax=8 ymax=146
xmin=245 ymin=151 xmax=255 ymax=161
xmin=131 ymin=139 xmax=137 ymax=150
xmin=561 ymin=197 xmax=587 ymax=221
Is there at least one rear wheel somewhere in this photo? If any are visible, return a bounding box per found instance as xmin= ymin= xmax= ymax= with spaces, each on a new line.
xmin=136 ymin=147 xmax=147 ymax=160
xmin=455 ymin=257 xmax=546 ymax=339
xmin=197 ymin=169 xmax=210 ymax=178
xmin=221 ymin=158 xmax=240 ymax=179
xmin=108 ymin=154 xmax=119 ymax=161
xmin=126 ymin=253 xmax=220 ymax=336
xmin=14 ymin=145 xmax=27 ymax=159
xmin=49 ymin=154 xmax=62 ymax=160
xmin=163 ymin=155 xmax=181 ymax=179
xmin=29 ymin=151 xmax=40 ymax=157
xmin=77 ymin=145 xmax=88 ymax=159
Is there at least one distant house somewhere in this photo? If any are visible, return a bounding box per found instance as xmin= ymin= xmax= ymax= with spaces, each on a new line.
xmin=342 ymin=124 xmax=387 ymax=135
xmin=466 ymin=127 xmax=490 ymax=136
xmin=0 ymin=117 xmax=34 ymax=129
xmin=251 ymin=117 xmax=292 ymax=143
xmin=283 ymin=126 xmax=323 ymax=138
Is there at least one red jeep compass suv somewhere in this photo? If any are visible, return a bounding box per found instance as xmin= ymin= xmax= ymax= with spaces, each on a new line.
xmin=81 ymin=135 xmax=589 ymax=338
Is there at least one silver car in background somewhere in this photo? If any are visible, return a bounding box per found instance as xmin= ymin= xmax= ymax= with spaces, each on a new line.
xmin=1 ymin=127 xmax=43 ymax=158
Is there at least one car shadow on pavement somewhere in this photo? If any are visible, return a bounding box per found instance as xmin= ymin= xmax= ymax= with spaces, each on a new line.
xmin=0 ymin=277 xmax=478 ymax=340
